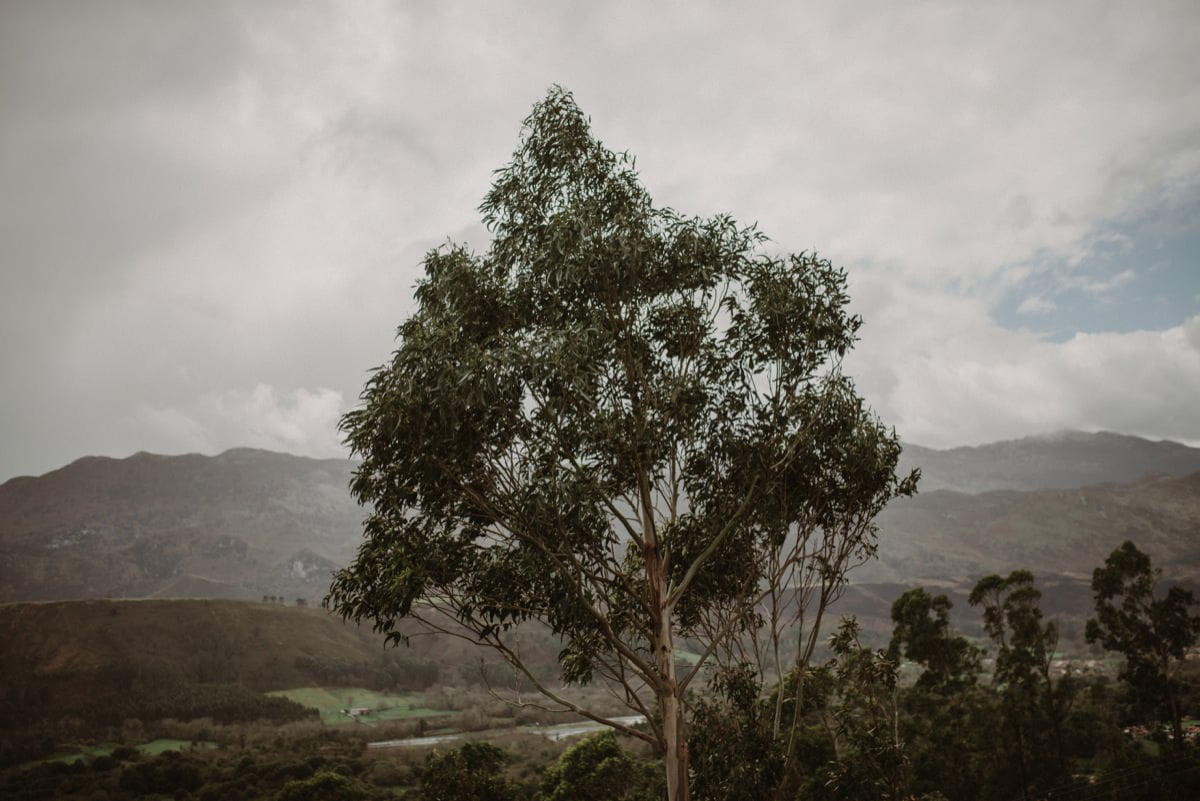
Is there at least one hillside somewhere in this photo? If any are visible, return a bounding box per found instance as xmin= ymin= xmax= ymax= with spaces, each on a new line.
xmin=2 ymin=432 xmax=1198 ymax=605
xmin=0 ymin=599 xmax=558 ymax=717
xmin=863 ymin=469 xmax=1200 ymax=584
xmin=899 ymin=430 xmax=1200 ymax=494
xmin=0 ymin=599 xmax=398 ymax=697
xmin=0 ymin=449 xmax=363 ymax=602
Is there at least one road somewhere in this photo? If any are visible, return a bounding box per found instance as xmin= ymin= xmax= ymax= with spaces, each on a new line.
xmin=367 ymin=714 xmax=647 ymax=749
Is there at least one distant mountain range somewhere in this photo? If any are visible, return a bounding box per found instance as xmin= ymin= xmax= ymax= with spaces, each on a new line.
xmin=864 ymin=469 xmax=1200 ymax=583
xmin=898 ymin=430 xmax=1200 ymax=494
xmin=1 ymin=431 xmax=1198 ymax=605
xmin=0 ymin=449 xmax=362 ymax=603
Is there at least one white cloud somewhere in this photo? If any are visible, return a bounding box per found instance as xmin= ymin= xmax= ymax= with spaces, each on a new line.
xmin=850 ymin=289 xmax=1200 ymax=448
xmin=1016 ymin=295 xmax=1058 ymax=316
xmin=1079 ymin=269 xmax=1137 ymax=296
xmin=1184 ymin=316 xmax=1200 ymax=353
xmin=134 ymin=385 xmax=348 ymax=460
xmin=1010 ymin=266 xmax=1139 ymax=319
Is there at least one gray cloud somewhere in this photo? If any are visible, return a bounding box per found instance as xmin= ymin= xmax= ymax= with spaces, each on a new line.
xmin=2 ymin=0 xmax=1199 ymax=480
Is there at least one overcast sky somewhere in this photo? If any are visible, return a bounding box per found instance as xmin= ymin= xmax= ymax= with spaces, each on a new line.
xmin=2 ymin=0 xmax=1198 ymax=482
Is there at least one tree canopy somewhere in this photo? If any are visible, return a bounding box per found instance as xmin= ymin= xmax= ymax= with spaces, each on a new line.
xmin=327 ymin=86 xmax=916 ymax=801
xmin=969 ymin=571 xmax=1076 ymax=797
xmin=1087 ymin=540 xmax=1200 ymax=748
xmin=888 ymin=587 xmax=979 ymax=692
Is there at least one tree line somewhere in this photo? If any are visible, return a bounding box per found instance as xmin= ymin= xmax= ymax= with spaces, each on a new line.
xmin=685 ymin=539 xmax=1200 ymax=800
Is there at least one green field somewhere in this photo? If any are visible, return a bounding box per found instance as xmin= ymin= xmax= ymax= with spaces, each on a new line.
xmin=267 ymin=687 xmax=454 ymax=725
xmin=33 ymin=739 xmax=217 ymax=766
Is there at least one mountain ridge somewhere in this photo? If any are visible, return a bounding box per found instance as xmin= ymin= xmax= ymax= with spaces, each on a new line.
xmin=898 ymin=429 xmax=1200 ymax=494
xmin=2 ymin=431 xmax=1198 ymax=603
xmin=863 ymin=467 xmax=1200 ymax=585
xmin=0 ymin=448 xmax=363 ymax=603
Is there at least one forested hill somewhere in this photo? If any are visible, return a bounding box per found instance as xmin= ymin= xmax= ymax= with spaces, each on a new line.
xmin=0 ymin=598 xmax=533 ymax=726
xmin=1 ymin=432 xmax=1198 ymax=603
xmin=0 ymin=599 xmax=396 ymax=696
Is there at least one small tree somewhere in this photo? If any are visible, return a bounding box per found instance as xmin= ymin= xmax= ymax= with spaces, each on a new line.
xmin=888 ymin=588 xmax=984 ymax=800
xmin=818 ymin=617 xmax=911 ymax=801
xmin=888 ymin=587 xmax=979 ymax=692
xmin=688 ymin=665 xmax=789 ymax=801
xmin=328 ymin=87 xmax=915 ymax=801
xmin=540 ymin=730 xmax=661 ymax=801
xmin=419 ymin=742 xmax=517 ymax=801
xmin=275 ymin=770 xmax=374 ymax=801
xmin=1086 ymin=540 xmax=1200 ymax=749
xmin=969 ymin=571 xmax=1074 ymax=800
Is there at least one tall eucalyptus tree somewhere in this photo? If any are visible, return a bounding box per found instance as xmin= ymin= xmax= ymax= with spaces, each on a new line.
xmin=327 ymin=87 xmax=915 ymax=801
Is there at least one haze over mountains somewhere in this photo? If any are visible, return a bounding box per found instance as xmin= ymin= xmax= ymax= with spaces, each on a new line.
xmin=1 ymin=431 xmax=1198 ymax=605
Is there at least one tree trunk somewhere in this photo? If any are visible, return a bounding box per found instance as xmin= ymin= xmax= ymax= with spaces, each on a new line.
xmin=660 ymin=681 xmax=690 ymax=801
xmin=1008 ymin=706 xmax=1030 ymax=801
xmin=649 ymin=545 xmax=690 ymax=801
xmin=1167 ymin=678 xmax=1184 ymax=750
xmin=640 ymin=467 xmax=690 ymax=801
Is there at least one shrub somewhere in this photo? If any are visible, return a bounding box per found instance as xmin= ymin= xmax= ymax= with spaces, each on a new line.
xmin=275 ymin=769 xmax=375 ymax=801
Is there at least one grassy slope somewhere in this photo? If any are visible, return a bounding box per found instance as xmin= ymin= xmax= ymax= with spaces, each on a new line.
xmin=1 ymin=597 xmax=563 ymax=718
xmin=266 ymin=687 xmax=452 ymax=724
xmin=30 ymin=739 xmax=218 ymax=767
xmin=0 ymin=598 xmax=392 ymax=693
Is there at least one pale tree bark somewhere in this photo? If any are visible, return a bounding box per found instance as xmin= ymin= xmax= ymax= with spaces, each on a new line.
xmin=641 ymin=463 xmax=690 ymax=801
xmin=656 ymin=620 xmax=689 ymax=801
